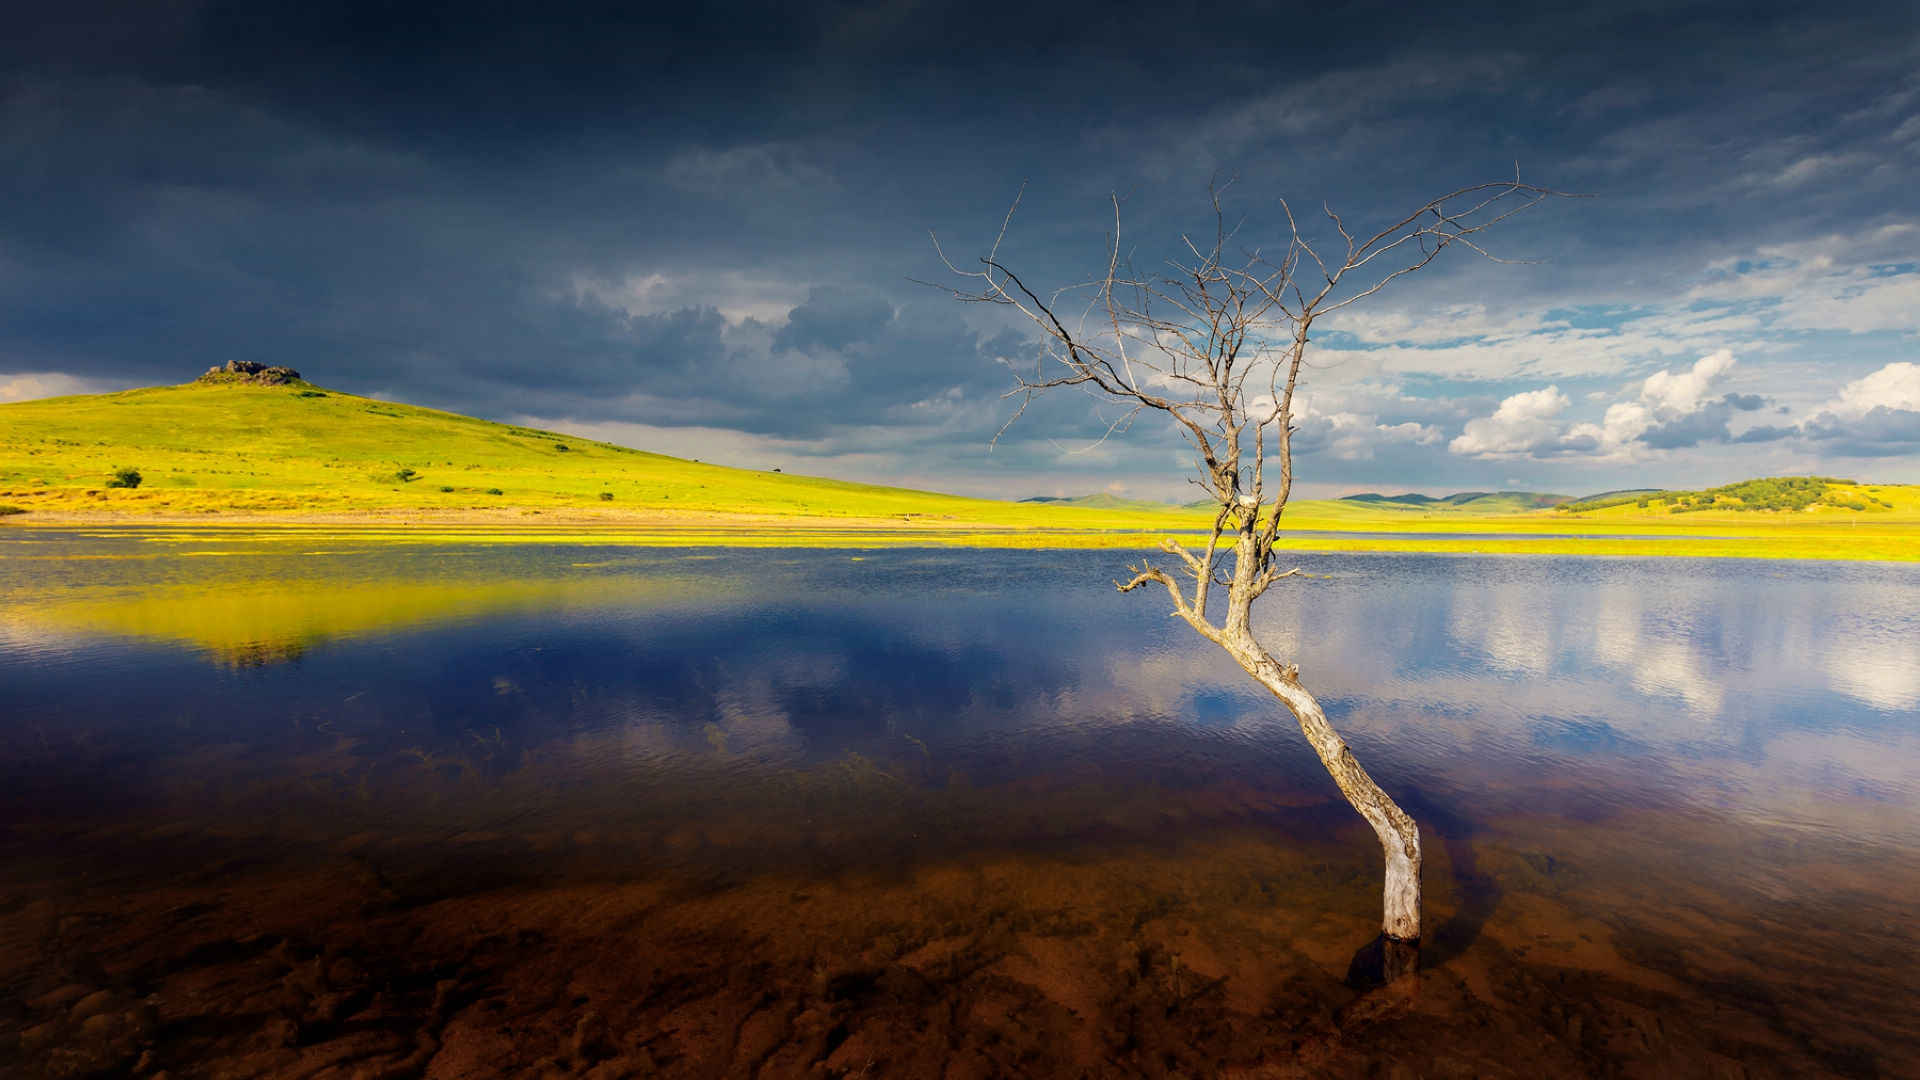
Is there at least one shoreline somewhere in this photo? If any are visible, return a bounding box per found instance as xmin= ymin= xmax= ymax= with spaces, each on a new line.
xmin=4 ymin=508 xmax=1916 ymax=561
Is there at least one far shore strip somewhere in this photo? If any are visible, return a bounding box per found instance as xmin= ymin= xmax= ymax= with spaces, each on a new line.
xmin=6 ymin=511 xmax=1915 ymax=561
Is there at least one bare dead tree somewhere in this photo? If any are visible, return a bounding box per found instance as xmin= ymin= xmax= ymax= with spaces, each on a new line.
xmin=933 ymin=176 xmax=1572 ymax=977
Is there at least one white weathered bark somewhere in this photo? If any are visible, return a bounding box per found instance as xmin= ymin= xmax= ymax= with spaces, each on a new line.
xmin=1138 ymin=532 xmax=1425 ymax=950
xmin=1220 ymin=629 xmax=1422 ymax=943
xmin=940 ymin=182 xmax=1560 ymax=965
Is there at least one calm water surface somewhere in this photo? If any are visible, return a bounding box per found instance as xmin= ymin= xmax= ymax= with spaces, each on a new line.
xmin=2 ymin=529 xmax=1917 ymax=1077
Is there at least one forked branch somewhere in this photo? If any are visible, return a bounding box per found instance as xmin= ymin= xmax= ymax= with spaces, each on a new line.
xmin=935 ymin=176 xmax=1576 ymax=603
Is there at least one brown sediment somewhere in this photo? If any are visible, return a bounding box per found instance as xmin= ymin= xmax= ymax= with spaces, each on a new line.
xmin=4 ymin=803 xmax=1916 ymax=1079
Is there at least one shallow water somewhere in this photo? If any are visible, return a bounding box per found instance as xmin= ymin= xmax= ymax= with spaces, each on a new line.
xmin=2 ymin=530 xmax=1918 ymax=1077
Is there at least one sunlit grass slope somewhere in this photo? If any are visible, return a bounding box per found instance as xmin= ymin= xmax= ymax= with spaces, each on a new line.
xmin=0 ymin=379 xmax=1196 ymax=528
xmin=2 ymin=381 xmax=1915 ymax=559
xmin=1554 ymin=476 xmax=1920 ymax=521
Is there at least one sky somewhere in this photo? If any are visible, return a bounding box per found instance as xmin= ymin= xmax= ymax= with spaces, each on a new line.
xmin=2 ymin=0 xmax=1917 ymax=500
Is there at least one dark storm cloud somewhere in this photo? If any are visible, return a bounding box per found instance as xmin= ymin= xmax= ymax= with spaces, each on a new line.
xmin=1639 ymin=401 xmax=1737 ymax=449
xmin=3 ymin=0 xmax=1916 ymax=493
xmin=437 ymin=290 xmax=1020 ymax=439
xmin=775 ymin=290 xmax=893 ymax=355
xmin=1730 ymin=424 xmax=1795 ymax=444
xmin=1802 ymin=407 xmax=1920 ymax=457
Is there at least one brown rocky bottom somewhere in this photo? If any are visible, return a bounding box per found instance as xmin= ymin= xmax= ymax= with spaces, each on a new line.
xmin=2 ymin=819 xmax=1911 ymax=1079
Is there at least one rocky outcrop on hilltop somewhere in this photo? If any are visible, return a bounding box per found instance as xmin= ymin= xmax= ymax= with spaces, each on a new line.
xmin=198 ymin=360 xmax=303 ymax=385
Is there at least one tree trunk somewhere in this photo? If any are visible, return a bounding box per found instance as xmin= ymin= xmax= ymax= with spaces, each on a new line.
xmin=1220 ymin=630 xmax=1423 ymax=949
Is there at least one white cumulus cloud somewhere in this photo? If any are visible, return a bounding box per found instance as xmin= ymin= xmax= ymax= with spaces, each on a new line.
xmin=1827 ymin=361 xmax=1920 ymax=418
xmin=1452 ymin=350 xmax=1750 ymax=459
xmin=1798 ymin=361 xmax=1920 ymax=456
xmin=1448 ymin=385 xmax=1570 ymax=456
xmin=1640 ymin=348 xmax=1736 ymax=415
xmin=1581 ymin=400 xmax=1654 ymax=447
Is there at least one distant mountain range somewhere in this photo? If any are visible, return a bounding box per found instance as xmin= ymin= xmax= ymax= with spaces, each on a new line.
xmin=1335 ymin=490 xmax=1573 ymax=512
xmin=1551 ymin=488 xmax=1662 ymax=511
xmin=1023 ymin=490 xmax=1575 ymax=514
xmin=1017 ymin=493 xmax=1182 ymax=511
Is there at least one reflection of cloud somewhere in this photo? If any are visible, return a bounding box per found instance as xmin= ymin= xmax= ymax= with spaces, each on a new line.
xmin=1824 ymin=645 xmax=1920 ymax=711
xmin=706 ymin=648 xmax=854 ymax=749
xmin=1446 ymin=584 xmax=1556 ymax=676
xmin=1102 ymin=566 xmax=1920 ymax=768
xmin=1758 ymin=730 xmax=1920 ymax=798
xmin=1434 ymin=574 xmax=1727 ymax=716
xmin=1487 ymin=600 xmax=1555 ymax=677
xmin=1066 ymin=563 xmax=1920 ymax=849
xmin=1630 ymin=641 xmax=1725 ymax=716
xmin=1589 ymin=587 xmax=1642 ymax=667
xmin=14 ymin=546 xmax=1919 ymax=852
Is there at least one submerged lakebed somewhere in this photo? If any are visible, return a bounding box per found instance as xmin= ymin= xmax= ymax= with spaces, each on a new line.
xmin=2 ymin=530 xmax=1918 ymax=1077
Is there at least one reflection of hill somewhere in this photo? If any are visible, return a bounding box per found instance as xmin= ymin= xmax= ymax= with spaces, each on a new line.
xmin=6 ymin=574 xmax=702 ymax=665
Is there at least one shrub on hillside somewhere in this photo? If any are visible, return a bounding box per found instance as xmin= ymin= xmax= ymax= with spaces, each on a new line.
xmin=0 ymin=504 xmax=25 ymax=516
xmin=485 ymin=488 xmax=503 ymax=495
xmin=599 ymin=491 xmax=613 ymax=501
xmin=106 ymin=467 xmax=142 ymax=489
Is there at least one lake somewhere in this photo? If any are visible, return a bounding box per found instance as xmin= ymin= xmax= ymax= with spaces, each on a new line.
xmin=3 ymin=529 xmax=1918 ymax=1077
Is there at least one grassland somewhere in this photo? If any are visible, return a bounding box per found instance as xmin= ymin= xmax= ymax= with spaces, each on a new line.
xmin=0 ymin=379 xmax=1093 ymax=522
xmin=1 ymin=378 xmax=1916 ymax=560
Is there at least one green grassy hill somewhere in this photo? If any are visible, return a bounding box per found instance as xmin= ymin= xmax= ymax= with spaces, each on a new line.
xmin=3 ymin=380 xmax=1915 ymax=563
xmin=1555 ymin=476 xmax=1918 ymax=518
xmin=0 ymin=378 xmax=1192 ymax=525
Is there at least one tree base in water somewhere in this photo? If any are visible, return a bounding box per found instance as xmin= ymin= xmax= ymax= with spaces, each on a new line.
xmin=1347 ymin=933 xmax=1421 ymax=988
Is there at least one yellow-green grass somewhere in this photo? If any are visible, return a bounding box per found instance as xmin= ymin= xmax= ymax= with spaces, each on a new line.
xmin=0 ymin=379 xmax=1205 ymax=530
xmin=10 ymin=512 xmax=1915 ymax=562
xmin=2 ymin=379 xmax=1916 ymax=561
